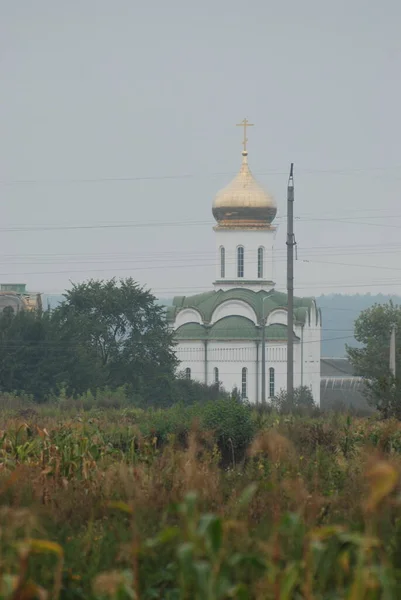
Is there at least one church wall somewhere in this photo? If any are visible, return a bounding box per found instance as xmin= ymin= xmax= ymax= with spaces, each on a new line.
xmin=174 ymin=308 xmax=203 ymax=328
xmin=207 ymin=341 xmax=258 ymax=402
xmin=214 ymin=228 xmax=276 ymax=285
xmin=175 ymin=341 xmax=205 ymax=381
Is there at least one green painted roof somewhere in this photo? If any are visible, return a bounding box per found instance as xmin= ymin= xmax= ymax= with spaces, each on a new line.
xmin=210 ymin=316 xmax=259 ymax=340
xmin=175 ymin=316 xmax=300 ymax=342
xmin=175 ymin=322 xmax=208 ymax=340
xmin=168 ymin=288 xmax=318 ymax=326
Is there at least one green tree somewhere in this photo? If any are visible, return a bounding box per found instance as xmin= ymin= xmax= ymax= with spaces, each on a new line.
xmin=346 ymin=302 xmax=401 ymax=417
xmin=0 ymin=309 xmax=57 ymax=399
xmin=53 ymin=278 xmax=178 ymax=401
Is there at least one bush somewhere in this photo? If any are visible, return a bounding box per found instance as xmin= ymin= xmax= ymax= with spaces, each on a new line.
xmin=271 ymin=386 xmax=318 ymax=415
xmin=171 ymin=376 xmax=229 ymax=406
xmin=200 ymin=398 xmax=255 ymax=463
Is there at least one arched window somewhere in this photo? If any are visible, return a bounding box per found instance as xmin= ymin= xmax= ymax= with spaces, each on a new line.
xmin=237 ymin=246 xmax=244 ymax=278
xmin=241 ymin=367 xmax=247 ymax=399
xmin=185 ymin=367 xmax=191 ymax=380
xmin=269 ymin=367 xmax=275 ymax=398
xmin=258 ymin=247 xmax=264 ymax=279
xmin=214 ymin=367 xmax=219 ymax=385
xmin=220 ymin=246 xmax=225 ymax=278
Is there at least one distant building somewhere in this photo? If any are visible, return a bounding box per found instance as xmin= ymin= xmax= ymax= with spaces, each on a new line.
xmin=320 ymin=357 xmax=371 ymax=411
xmin=0 ymin=283 xmax=42 ymax=313
xmin=167 ymin=122 xmax=322 ymax=404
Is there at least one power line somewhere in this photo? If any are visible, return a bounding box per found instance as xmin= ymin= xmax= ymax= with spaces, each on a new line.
xmin=1 ymin=164 xmax=401 ymax=186
xmin=0 ymin=334 xmax=354 ymax=350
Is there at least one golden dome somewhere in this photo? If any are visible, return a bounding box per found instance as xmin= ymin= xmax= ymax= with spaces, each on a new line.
xmin=212 ymin=150 xmax=277 ymax=227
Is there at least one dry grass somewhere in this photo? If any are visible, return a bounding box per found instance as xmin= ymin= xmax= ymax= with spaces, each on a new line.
xmin=0 ymin=408 xmax=401 ymax=598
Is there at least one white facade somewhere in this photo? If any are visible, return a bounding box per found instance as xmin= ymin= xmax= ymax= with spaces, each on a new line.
xmin=168 ymin=134 xmax=322 ymax=404
xmin=173 ymin=305 xmax=321 ymax=404
xmin=214 ymin=226 xmax=277 ymax=292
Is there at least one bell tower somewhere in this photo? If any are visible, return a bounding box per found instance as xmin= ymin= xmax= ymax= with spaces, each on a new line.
xmin=212 ymin=120 xmax=277 ymax=292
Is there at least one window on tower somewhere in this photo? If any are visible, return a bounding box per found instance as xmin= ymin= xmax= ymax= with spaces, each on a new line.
xmin=258 ymin=247 xmax=264 ymax=278
xmin=269 ymin=367 xmax=275 ymax=398
xmin=185 ymin=367 xmax=191 ymax=380
xmin=241 ymin=367 xmax=247 ymax=398
xmin=220 ymin=247 xmax=225 ymax=278
xmin=237 ymin=246 xmax=244 ymax=278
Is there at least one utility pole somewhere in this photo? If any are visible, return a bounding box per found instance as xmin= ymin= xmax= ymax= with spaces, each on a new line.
xmin=390 ymin=325 xmax=396 ymax=377
xmin=287 ymin=164 xmax=295 ymax=399
xmin=261 ymin=311 xmax=266 ymax=404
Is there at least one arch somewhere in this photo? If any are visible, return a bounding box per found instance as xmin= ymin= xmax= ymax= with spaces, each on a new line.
xmin=241 ymin=367 xmax=247 ymax=399
xmin=175 ymin=322 xmax=207 ymax=340
xmin=210 ymin=299 xmax=257 ymax=325
xmin=237 ymin=246 xmax=244 ymax=278
xmin=214 ymin=367 xmax=219 ymax=385
xmin=269 ymin=367 xmax=275 ymax=398
xmin=185 ymin=367 xmax=191 ymax=380
xmin=257 ymin=246 xmax=264 ymax=279
xmin=220 ymin=246 xmax=225 ymax=278
xmin=266 ymin=308 xmax=287 ymax=327
xmin=175 ymin=308 xmax=203 ymax=328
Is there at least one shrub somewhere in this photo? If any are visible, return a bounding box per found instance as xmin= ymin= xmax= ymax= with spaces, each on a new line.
xmin=200 ymin=398 xmax=255 ymax=464
xmin=271 ymin=386 xmax=318 ymax=415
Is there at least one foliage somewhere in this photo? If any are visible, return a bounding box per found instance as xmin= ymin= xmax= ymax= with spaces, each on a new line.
xmin=347 ymin=301 xmax=401 ymax=417
xmin=166 ymin=375 xmax=229 ymax=407
xmin=270 ymin=385 xmax=317 ymax=415
xmin=317 ymin=292 xmax=401 ymax=356
xmin=53 ymin=278 xmax=178 ymax=401
xmin=1 ymin=410 xmax=401 ymax=597
xmin=0 ymin=309 xmax=57 ymax=400
xmin=0 ymin=279 xmax=178 ymax=404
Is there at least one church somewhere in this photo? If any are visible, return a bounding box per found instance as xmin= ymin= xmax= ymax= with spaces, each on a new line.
xmin=167 ymin=121 xmax=321 ymax=404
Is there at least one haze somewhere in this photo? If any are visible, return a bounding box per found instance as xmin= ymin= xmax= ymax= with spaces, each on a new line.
xmin=1 ymin=0 xmax=401 ymax=299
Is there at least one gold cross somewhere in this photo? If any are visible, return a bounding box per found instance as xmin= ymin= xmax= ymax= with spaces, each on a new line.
xmin=236 ymin=118 xmax=254 ymax=152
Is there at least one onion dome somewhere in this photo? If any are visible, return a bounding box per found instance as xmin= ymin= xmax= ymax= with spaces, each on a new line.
xmin=212 ymin=150 xmax=277 ymax=227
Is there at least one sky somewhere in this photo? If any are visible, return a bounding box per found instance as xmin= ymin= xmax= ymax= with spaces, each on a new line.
xmin=1 ymin=0 xmax=401 ymax=300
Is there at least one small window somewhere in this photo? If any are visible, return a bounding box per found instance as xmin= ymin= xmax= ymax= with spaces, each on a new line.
xmin=185 ymin=367 xmax=191 ymax=380
xmin=258 ymin=247 xmax=264 ymax=279
xmin=241 ymin=367 xmax=247 ymax=399
xmin=269 ymin=367 xmax=275 ymax=398
xmin=220 ymin=247 xmax=225 ymax=278
xmin=237 ymin=246 xmax=244 ymax=278
xmin=214 ymin=367 xmax=219 ymax=385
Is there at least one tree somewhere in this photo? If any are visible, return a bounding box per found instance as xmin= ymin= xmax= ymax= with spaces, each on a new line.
xmin=346 ymin=301 xmax=401 ymax=417
xmin=270 ymin=386 xmax=316 ymax=414
xmin=0 ymin=309 xmax=57 ymax=399
xmin=53 ymin=278 xmax=178 ymax=401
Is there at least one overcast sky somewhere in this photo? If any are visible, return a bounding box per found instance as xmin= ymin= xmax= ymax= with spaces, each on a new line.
xmin=1 ymin=0 xmax=401 ymax=299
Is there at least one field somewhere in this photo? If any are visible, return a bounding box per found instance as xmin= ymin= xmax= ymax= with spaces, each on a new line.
xmin=1 ymin=395 xmax=401 ymax=599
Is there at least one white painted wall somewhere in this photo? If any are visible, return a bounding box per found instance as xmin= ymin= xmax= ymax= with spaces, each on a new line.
xmin=174 ymin=334 xmax=321 ymax=405
xmin=175 ymin=308 xmax=203 ymax=327
xmin=214 ymin=227 xmax=276 ymax=289
xmin=173 ymin=300 xmax=322 ymax=405
xmin=210 ymin=300 xmax=257 ymax=324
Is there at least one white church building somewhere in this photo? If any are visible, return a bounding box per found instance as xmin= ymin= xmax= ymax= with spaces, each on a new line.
xmin=167 ymin=123 xmax=322 ymax=404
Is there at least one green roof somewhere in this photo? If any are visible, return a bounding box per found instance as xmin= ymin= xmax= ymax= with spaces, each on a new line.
xmin=167 ymin=288 xmax=319 ymax=326
xmin=175 ymin=316 xmax=300 ymax=342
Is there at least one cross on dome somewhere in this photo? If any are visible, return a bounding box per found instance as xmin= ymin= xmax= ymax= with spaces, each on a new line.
xmin=236 ymin=118 xmax=254 ymax=153
xmin=212 ymin=119 xmax=276 ymax=227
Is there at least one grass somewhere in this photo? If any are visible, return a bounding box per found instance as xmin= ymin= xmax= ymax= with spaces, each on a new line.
xmin=1 ymin=397 xmax=401 ymax=598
